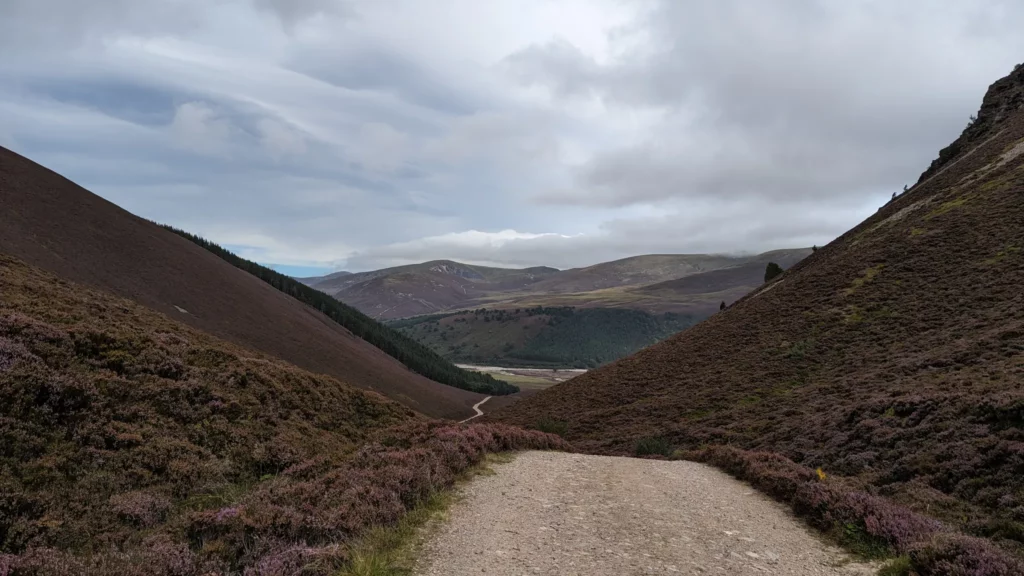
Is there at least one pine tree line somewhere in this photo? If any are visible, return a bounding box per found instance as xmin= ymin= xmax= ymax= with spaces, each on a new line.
xmin=159 ymin=224 xmax=518 ymax=395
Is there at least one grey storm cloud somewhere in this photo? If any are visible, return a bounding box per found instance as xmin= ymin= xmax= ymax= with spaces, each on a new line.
xmin=1 ymin=0 xmax=1022 ymax=272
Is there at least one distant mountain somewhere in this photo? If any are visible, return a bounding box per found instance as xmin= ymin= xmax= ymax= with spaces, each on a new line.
xmin=0 ymin=146 xmax=485 ymax=419
xmin=303 ymin=252 xmax=811 ymax=320
xmin=525 ymin=254 xmax=750 ymax=293
xmin=299 ymin=260 xmax=561 ymax=319
xmin=300 ymin=270 xmax=351 ymax=286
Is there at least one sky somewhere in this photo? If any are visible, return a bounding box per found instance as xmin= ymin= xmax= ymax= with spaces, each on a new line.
xmin=2 ymin=1 xmax=1022 ymax=275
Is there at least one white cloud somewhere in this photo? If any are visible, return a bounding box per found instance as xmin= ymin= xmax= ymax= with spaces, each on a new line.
xmin=169 ymin=102 xmax=235 ymax=157
xmin=346 ymin=229 xmax=580 ymax=270
xmin=257 ymin=117 xmax=308 ymax=160
xmin=2 ymin=0 xmax=1022 ymax=274
xmin=348 ymin=122 xmax=410 ymax=172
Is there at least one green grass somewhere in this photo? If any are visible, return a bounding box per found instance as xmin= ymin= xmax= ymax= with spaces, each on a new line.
xmin=785 ymin=339 xmax=814 ymax=360
xmin=635 ymin=437 xmax=673 ymax=457
xmin=876 ymin=556 xmax=912 ymax=576
xmin=831 ymin=521 xmax=891 ymax=561
xmin=337 ymin=491 xmax=450 ymax=576
xmin=534 ymin=417 xmax=569 ymax=437
xmin=925 ymin=195 xmax=972 ymax=219
xmin=844 ymin=264 xmax=885 ymax=296
xmin=336 ymin=453 xmax=516 ymax=576
xmin=490 ymin=372 xmax=559 ymax=389
xmin=983 ymin=244 xmax=1021 ymax=265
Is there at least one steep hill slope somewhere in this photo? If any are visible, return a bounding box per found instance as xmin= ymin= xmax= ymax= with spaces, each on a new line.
xmin=633 ymin=249 xmax=812 ymax=312
xmin=494 ymin=65 xmax=1024 ymax=553
xmin=501 ymin=249 xmax=813 ymax=317
xmin=392 ymin=306 xmax=697 ymax=368
xmin=0 ymin=146 xmax=483 ymax=419
xmin=0 ymin=254 xmax=564 ymax=574
xmin=161 ymin=226 xmax=516 ymax=396
xmin=524 ymin=253 xmax=762 ymax=293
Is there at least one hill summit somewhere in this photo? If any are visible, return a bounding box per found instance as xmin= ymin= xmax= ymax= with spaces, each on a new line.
xmin=494 ymin=64 xmax=1024 ymax=554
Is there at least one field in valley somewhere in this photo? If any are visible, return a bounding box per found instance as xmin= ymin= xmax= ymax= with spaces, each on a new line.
xmin=457 ymin=364 xmax=587 ymax=391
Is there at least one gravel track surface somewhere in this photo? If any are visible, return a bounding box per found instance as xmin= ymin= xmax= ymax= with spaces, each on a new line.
xmin=415 ymin=451 xmax=877 ymax=576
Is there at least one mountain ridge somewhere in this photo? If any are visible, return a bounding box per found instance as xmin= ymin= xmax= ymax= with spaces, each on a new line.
xmin=302 ymin=250 xmax=811 ymax=320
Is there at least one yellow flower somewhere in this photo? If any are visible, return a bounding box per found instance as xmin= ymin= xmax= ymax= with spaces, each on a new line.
xmin=816 ymin=467 xmax=827 ymax=481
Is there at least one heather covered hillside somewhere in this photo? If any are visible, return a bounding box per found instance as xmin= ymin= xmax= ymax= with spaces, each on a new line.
xmin=0 ymin=254 xmax=565 ymax=574
xmin=0 ymin=146 xmax=493 ymax=419
xmin=161 ymin=226 xmax=517 ymax=396
xmin=494 ymin=64 xmax=1024 ymax=556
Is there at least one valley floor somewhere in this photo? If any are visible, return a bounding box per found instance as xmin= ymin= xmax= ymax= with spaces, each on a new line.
xmin=414 ymin=451 xmax=877 ymax=576
xmin=456 ymin=364 xmax=587 ymax=390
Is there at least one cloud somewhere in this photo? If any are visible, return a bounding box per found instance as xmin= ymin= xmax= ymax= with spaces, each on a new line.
xmin=346 ymin=229 xmax=580 ymax=269
xmin=507 ymin=1 xmax=1024 ymax=209
xmin=257 ymin=117 xmax=308 ymax=160
xmin=252 ymin=0 xmax=350 ymax=30
xmin=342 ymin=194 xmax=855 ymax=270
xmin=170 ymin=102 xmax=236 ymax=157
xmin=2 ymin=0 xmax=1023 ymax=275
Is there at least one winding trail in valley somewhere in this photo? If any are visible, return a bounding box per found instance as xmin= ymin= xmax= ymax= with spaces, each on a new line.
xmin=414 ymin=451 xmax=877 ymax=576
xmin=458 ymin=396 xmax=491 ymax=423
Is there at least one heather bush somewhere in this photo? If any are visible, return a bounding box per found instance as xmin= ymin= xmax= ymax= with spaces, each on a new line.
xmin=108 ymin=490 xmax=172 ymax=528
xmin=878 ymin=556 xmax=912 ymax=576
xmin=185 ymin=421 xmax=566 ymax=573
xmin=909 ymin=534 xmax=1024 ymax=576
xmin=0 ymin=257 xmax=568 ymax=574
xmin=691 ymin=446 xmax=1024 ymax=573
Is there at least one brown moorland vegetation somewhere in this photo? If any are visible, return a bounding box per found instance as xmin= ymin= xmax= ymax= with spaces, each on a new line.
xmin=0 ymin=254 xmax=566 ymax=574
xmin=0 ymin=147 xmax=484 ymax=420
xmin=493 ymin=65 xmax=1024 ymax=570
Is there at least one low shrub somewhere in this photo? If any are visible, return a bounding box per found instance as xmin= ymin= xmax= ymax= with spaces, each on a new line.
xmin=634 ymin=437 xmax=673 ymax=457
xmin=1 ymin=422 xmax=568 ymax=575
xmin=908 ymin=533 xmax=1023 ymax=576
xmin=0 ymin=256 xmax=570 ymax=574
xmin=689 ymin=446 xmax=1024 ymax=575
xmin=877 ymin=556 xmax=912 ymax=576
xmin=533 ymin=417 xmax=568 ymax=437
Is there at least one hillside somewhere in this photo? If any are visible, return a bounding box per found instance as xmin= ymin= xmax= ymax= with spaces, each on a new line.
xmin=493 ymin=63 xmax=1024 ymax=556
xmin=303 ymin=260 xmax=560 ymax=319
xmin=0 ymin=146 xmax=487 ymax=419
xmin=161 ymin=226 xmax=516 ymax=396
xmin=305 ymin=251 xmax=810 ymax=320
xmin=503 ymin=249 xmax=813 ymax=316
xmin=0 ymin=253 xmax=564 ymax=574
xmin=523 ymin=252 xmax=795 ymax=293
xmin=391 ymin=306 xmax=697 ymax=368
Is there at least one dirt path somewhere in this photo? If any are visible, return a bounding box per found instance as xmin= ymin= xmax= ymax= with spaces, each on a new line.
xmin=458 ymin=396 xmax=491 ymax=423
xmin=415 ymin=451 xmax=877 ymax=576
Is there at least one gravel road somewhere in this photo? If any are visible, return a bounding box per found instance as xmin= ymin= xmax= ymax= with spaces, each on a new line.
xmin=415 ymin=451 xmax=877 ymax=576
